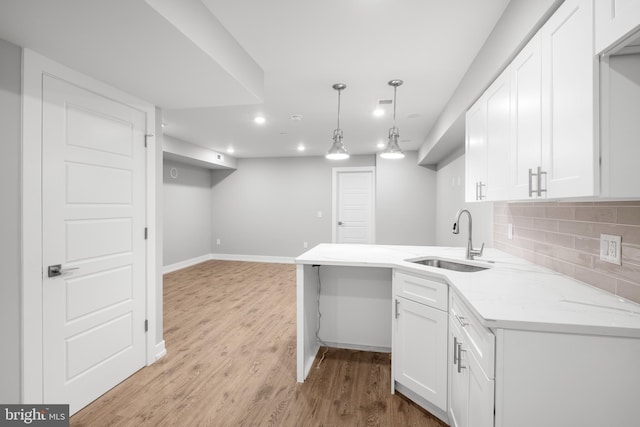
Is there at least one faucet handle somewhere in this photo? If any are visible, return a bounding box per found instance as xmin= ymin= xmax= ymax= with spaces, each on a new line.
xmin=470 ymin=243 xmax=484 ymax=258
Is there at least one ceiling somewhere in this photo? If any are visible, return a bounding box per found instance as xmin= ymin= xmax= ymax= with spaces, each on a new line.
xmin=0 ymin=0 xmax=511 ymax=160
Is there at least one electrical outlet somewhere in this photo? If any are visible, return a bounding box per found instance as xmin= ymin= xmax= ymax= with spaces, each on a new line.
xmin=303 ymin=241 xmax=308 ymax=249
xmin=600 ymin=234 xmax=621 ymax=265
xmin=507 ymin=223 xmax=513 ymax=240
xmin=317 ymin=211 xmax=323 ymax=218
xmin=216 ymin=238 xmax=221 ymax=245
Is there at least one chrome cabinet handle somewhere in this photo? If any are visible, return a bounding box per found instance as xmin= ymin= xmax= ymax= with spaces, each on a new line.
xmin=528 ymin=168 xmax=534 ymax=197
xmin=395 ymin=299 xmax=400 ymax=319
xmin=536 ymin=166 xmax=547 ymax=197
xmin=455 ymin=314 xmax=469 ymax=327
xmin=47 ymin=264 xmax=79 ymax=278
xmin=457 ymin=343 xmax=466 ymax=373
xmin=478 ymin=181 xmax=485 ymax=200
xmin=453 ymin=336 xmax=458 ymax=365
xmin=475 ymin=182 xmax=479 ymax=201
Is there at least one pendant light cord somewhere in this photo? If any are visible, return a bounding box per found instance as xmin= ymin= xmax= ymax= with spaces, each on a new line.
xmin=392 ymin=85 xmax=397 ymax=127
xmin=336 ymin=88 xmax=341 ymax=130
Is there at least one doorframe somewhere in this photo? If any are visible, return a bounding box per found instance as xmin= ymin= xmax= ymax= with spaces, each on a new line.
xmin=331 ymin=166 xmax=376 ymax=243
xmin=21 ymin=49 xmax=159 ymax=403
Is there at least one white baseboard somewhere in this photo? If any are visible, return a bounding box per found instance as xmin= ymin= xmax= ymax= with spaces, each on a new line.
xmin=162 ymin=254 xmax=213 ymax=274
xmin=209 ymin=253 xmax=295 ymax=264
xmin=154 ymin=340 xmax=167 ymax=361
xmin=162 ymin=253 xmax=295 ymax=275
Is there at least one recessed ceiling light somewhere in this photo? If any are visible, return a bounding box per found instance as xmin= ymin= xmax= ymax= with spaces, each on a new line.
xmin=373 ymin=108 xmax=385 ymax=117
xmin=297 ymin=144 xmax=305 ymax=152
xmin=376 ymin=141 xmax=385 ymax=148
xmin=227 ymin=147 xmax=235 ymax=154
xmin=161 ymin=122 xmax=167 ymax=128
xmin=254 ymin=116 xmax=266 ymax=124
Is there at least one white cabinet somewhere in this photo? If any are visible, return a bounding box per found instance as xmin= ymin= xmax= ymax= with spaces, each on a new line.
xmin=470 ymin=0 xmax=599 ymax=201
xmin=448 ymin=296 xmax=494 ymax=427
xmin=595 ymin=0 xmax=640 ymax=54
xmin=465 ymin=69 xmax=510 ymax=202
xmin=540 ymin=0 xmax=598 ymax=199
xmin=509 ymin=33 xmax=542 ymax=200
xmin=392 ymin=271 xmax=448 ymax=417
xmin=465 ymin=99 xmax=487 ymax=202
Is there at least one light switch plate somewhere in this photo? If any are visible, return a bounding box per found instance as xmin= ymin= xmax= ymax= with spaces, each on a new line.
xmin=600 ymin=234 xmax=621 ymax=265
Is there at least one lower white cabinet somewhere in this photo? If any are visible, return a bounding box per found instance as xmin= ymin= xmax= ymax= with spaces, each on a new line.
xmin=392 ymin=271 xmax=448 ymax=417
xmin=449 ymin=294 xmax=495 ymax=427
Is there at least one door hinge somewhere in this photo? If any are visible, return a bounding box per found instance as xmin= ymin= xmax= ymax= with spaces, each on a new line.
xmin=144 ymin=134 xmax=153 ymax=147
xmin=144 ymin=227 xmax=148 ymax=240
xmin=144 ymin=319 xmax=149 ymax=332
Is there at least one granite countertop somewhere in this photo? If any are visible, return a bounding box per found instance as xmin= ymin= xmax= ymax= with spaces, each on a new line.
xmin=295 ymin=243 xmax=640 ymax=338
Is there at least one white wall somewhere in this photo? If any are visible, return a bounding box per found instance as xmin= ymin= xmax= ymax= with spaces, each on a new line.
xmin=376 ymin=152 xmax=436 ymax=245
xmin=210 ymin=155 xmax=375 ymax=258
xmin=0 ymin=38 xmax=22 ymax=403
xmin=163 ymin=158 xmax=213 ymax=265
xmin=435 ymin=152 xmax=493 ymax=248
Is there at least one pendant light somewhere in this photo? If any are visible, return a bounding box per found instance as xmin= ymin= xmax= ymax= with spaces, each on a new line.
xmin=380 ymin=79 xmax=405 ymax=159
xmin=326 ymin=83 xmax=350 ymax=160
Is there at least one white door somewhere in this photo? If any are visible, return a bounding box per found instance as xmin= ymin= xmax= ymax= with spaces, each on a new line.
xmin=42 ymin=75 xmax=147 ymax=414
xmin=332 ymin=167 xmax=375 ymax=243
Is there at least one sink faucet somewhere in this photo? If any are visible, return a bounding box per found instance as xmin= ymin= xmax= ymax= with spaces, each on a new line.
xmin=453 ymin=209 xmax=484 ymax=260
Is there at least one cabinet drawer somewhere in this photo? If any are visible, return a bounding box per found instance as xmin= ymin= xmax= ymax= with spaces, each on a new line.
xmin=394 ymin=271 xmax=448 ymax=311
xmin=450 ymin=291 xmax=495 ymax=378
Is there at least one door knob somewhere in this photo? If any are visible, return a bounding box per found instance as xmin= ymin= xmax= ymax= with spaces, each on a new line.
xmin=338 ymin=221 xmax=344 ymax=225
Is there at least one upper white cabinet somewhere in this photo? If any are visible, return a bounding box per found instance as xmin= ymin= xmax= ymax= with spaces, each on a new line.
xmin=465 ymin=69 xmax=510 ymax=202
xmin=509 ymin=33 xmax=542 ymax=200
xmin=465 ymin=99 xmax=487 ymax=202
xmin=540 ymin=0 xmax=598 ymax=199
xmin=595 ymin=0 xmax=640 ymax=54
xmin=468 ymin=0 xmax=598 ymax=201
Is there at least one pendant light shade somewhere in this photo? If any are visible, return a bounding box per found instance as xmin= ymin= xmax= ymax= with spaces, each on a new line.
xmin=380 ymin=79 xmax=405 ymax=159
xmin=326 ymin=83 xmax=350 ymax=160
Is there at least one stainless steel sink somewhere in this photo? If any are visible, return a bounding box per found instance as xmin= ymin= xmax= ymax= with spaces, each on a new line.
xmin=410 ymin=257 xmax=489 ymax=272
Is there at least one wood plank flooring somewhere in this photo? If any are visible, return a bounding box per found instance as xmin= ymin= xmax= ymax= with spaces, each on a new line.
xmin=71 ymin=260 xmax=447 ymax=426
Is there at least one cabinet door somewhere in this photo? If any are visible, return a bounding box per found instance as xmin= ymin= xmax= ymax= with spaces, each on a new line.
xmin=467 ymin=352 xmax=495 ymax=427
xmin=465 ymin=99 xmax=487 ymax=202
xmin=485 ymin=69 xmax=511 ymax=201
xmin=510 ymin=33 xmax=542 ymax=200
xmin=449 ymin=318 xmax=468 ymax=427
xmin=595 ymin=0 xmax=640 ymax=54
xmin=541 ymin=0 xmax=598 ymax=198
xmin=394 ymin=297 xmax=448 ymax=411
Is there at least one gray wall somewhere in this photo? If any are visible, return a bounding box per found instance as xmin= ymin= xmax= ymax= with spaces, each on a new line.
xmin=0 ymin=38 xmax=22 ymax=403
xmin=376 ymin=152 xmax=436 ymax=245
xmin=155 ymin=109 xmax=164 ymax=344
xmin=210 ymin=155 xmax=375 ymax=257
xmin=163 ymin=158 xmax=213 ymax=266
xmin=435 ymin=152 xmax=493 ymax=248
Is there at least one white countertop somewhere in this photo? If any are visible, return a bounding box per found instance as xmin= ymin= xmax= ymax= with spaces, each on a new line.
xmin=295 ymin=244 xmax=640 ymax=338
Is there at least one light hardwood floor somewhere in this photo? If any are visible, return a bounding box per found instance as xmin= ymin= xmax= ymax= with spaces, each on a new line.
xmin=71 ymin=260 xmax=447 ymax=426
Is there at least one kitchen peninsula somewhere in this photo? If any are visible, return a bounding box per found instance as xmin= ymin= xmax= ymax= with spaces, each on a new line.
xmin=296 ymin=244 xmax=640 ymax=427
